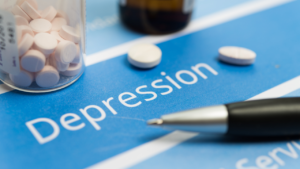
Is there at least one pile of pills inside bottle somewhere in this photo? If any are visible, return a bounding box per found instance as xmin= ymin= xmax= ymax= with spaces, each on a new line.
xmin=9 ymin=0 xmax=82 ymax=88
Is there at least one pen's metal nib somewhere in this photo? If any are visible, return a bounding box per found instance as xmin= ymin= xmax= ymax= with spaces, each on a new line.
xmin=147 ymin=119 xmax=164 ymax=125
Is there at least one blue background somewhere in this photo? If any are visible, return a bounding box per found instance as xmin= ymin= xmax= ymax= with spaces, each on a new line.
xmin=1 ymin=0 xmax=300 ymax=169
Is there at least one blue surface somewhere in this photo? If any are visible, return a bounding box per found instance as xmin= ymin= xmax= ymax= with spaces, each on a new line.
xmin=1 ymin=0 xmax=300 ymax=169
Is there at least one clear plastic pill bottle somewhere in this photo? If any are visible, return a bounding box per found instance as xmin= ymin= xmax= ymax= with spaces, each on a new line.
xmin=0 ymin=0 xmax=86 ymax=93
xmin=119 ymin=0 xmax=194 ymax=34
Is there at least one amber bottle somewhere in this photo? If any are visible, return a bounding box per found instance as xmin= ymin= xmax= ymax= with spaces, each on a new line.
xmin=119 ymin=0 xmax=194 ymax=34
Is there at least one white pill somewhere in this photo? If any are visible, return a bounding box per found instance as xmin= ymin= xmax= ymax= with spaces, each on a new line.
xmin=18 ymin=33 xmax=34 ymax=56
xmin=55 ymin=41 xmax=77 ymax=64
xmin=71 ymin=44 xmax=81 ymax=64
xmin=49 ymin=53 xmax=69 ymax=72
xmin=11 ymin=5 xmax=31 ymax=21
xmin=33 ymin=33 xmax=57 ymax=56
xmin=50 ymin=31 xmax=65 ymax=42
xmin=128 ymin=44 xmax=162 ymax=69
xmin=21 ymin=1 xmax=41 ymax=20
xmin=59 ymin=25 xmax=80 ymax=43
xmin=56 ymin=11 xmax=67 ymax=19
xmin=16 ymin=26 xmax=22 ymax=43
xmin=18 ymin=25 xmax=34 ymax=37
xmin=41 ymin=6 xmax=57 ymax=22
xmin=30 ymin=19 xmax=52 ymax=33
xmin=35 ymin=65 xmax=60 ymax=88
xmin=60 ymin=61 xmax=82 ymax=77
xmin=15 ymin=15 xmax=29 ymax=26
xmin=218 ymin=46 xmax=256 ymax=65
xmin=17 ymin=0 xmax=38 ymax=10
xmin=51 ymin=17 xmax=67 ymax=31
xmin=9 ymin=69 xmax=34 ymax=87
xmin=21 ymin=50 xmax=46 ymax=72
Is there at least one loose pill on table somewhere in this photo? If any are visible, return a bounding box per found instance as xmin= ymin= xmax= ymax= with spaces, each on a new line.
xmin=21 ymin=50 xmax=46 ymax=72
xmin=33 ymin=33 xmax=57 ymax=56
xmin=30 ymin=19 xmax=52 ymax=33
xmin=18 ymin=25 xmax=34 ymax=37
xmin=9 ymin=69 xmax=34 ymax=87
xmin=218 ymin=46 xmax=256 ymax=65
xmin=35 ymin=65 xmax=60 ymax=88
xmin=18 ymin=33 xmax=34 ymax=56
xmin=17 ymin=0 xmax=38 ymax=10
xmin=59 ymin=25 xmax=80 ymax=43
xmin=11 ymin=5 xmax=31 ymax=21
xmin=21 ymin=1 xmax=41 ymax=20
xmin=51 ymin=18 xmax=67 ymax=31
xmin=128 ymin=43 xmax=162 ymax=69
xmin=41 ymin=6 xmax=57 ymax=22
xmin=50 ymin=31 xmax=65 ymax=42
xmin=55 ymin=41 xmax=77 ymax=64
xmin=15 ymin=15 xmax=29 ymax=26
xmin=49 ymin=53 xmax=69 ymax=72
xmin=60 ymin=61 xmax=82 ymax=77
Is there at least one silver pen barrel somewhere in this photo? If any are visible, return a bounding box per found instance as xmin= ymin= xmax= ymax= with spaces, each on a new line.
xmin=148 ymin=105 xmax=228 ymax=134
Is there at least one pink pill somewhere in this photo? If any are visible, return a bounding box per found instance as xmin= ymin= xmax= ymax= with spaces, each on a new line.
xmin=21 ymin=50 xmax=46 ymax=72
xmin=9 ymin=69 xmax=34 ymax=87
xmin=34 ymin=33 xmax=57 ymax=56
xmin=21 ymin=1 xmax=41 ymax=20
xmin=60 ymin=61 xmax=82 ymax=77
xmin=71 ymin=44 xmax=81 ymax=64
xmin=50 ymin=31 xmax=65 ymax=43
xmin=36 ymin=65 xmax=60 ymax=88
xmin=41 ymin=6 xmax=57 ymax=22
xmin=17 ymin=27 xmax=23 ymax=43
xmin=59 ymin=25 xmax=80 ymax=44
xmin=18 ymin=25 xmax=34 ymax=37
xmin=11 ymin=5 xmax=31 ymax=21
xmin=55 ymin=41 xmax=77 ymax=64
xmin=56 ymin=11 xmax=67 ymax=19
xmin=30 ymin=19 xmax=52 ymax=33
xmin=15 ymin=15 xmax=29 ymax=26
xmin=51 ymin=17 xmax=67 ymax=31
xmin=17 ymin=0 xmax=38 ymax=10
xmin=49 ymin=53 xmax=69 ymax=72
xmin=18 ymin=33 xmax=34 ymax=56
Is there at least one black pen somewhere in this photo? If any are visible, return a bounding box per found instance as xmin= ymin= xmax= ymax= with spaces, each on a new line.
xmin=148 ymin=98 xmax=300 ymax=136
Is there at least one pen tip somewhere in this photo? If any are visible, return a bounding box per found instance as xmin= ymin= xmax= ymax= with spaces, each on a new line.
xmin=147 ymin=119 xmax=164 ymax=126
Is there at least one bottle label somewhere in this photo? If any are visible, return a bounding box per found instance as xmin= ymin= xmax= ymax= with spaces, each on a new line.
xmin=0 ymin=9 xmax=20 ymax=75
xmin=183 ymin=0 xmax=195 ymax=13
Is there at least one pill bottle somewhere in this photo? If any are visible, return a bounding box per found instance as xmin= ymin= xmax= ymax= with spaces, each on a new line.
xmin=0 ymin=0 xmax=86 ymax=93
xmin=119 ymin=0 xmax=194 ymax=34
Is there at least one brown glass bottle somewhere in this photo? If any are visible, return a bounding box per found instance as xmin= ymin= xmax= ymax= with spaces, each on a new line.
xmin=119 ymin=0 xmax=194 ymax=34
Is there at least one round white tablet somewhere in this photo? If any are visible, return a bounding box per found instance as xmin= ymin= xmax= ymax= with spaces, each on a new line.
xmin=21 ymin=50 xmax=46 ymax=72
xmin=20 ymin=1 xmax=41 ymax=19
xmin=60 ymin=61 xmax=82 ymax=77
xmin=11 ymin=5 xmax=31 ymax=21
xmin=18 ymin=25 xmax=34 ymax=37
xmin=55 ymin=41 xmax=77 ymax=64
xmin=51 ymin=17 xmax=67 ymax=31
xmin=128 ymin=44 xmax=162 ymax=69
xmin=15 ymin=15 xmax=29 ymax=26
xmin=35 ymin=65 xmax=60 ymax=88
xmin=9 ymin=69 xmax=34 ymax=87
xmin=18 ymin=33 xmax=34 ymax=56
xmin=34 ymin=33 xmax=57 ymax=56
xmin=49 ymin=53 xmax=69 ymax=72
xmin=59 ymin=25 xmax=80 ymax=43
xmin=17 ymin=0 xmax=38 ymax=10
xmin=71 ymin=44 xmax=81 ymax=64
xmin=30 ymin=19 xmax=52 ymax=33
xmin=218 ymin=46 xmax=256 ymax=65
xmin=50 ymin=31 xmax=65 ymax=42
xmin=41 ymin=6 xmax=57 ymax=22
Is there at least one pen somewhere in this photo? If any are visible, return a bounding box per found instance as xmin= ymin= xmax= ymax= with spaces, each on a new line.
xmin=148 ymin=98 xmax=300 ymax=136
